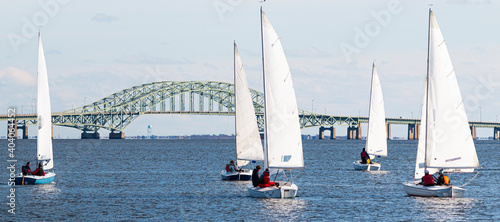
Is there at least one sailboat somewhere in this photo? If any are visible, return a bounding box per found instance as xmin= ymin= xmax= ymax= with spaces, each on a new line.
xmin=15 ymin=31 xmax=56 ymax=185
xmin=220 ymin=42 xmax=264 ymax=181
xmin=403 ymin=9 xmax=480 ymax=197
xmin=353 ymin=63 xmax=387 ymax=171
xmin=246 ymin=8 xmax=304 ymax=198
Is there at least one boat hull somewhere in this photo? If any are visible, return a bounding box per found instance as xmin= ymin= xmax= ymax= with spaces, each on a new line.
xmin=353 ymin=160 xmax=381 ymax=171
xmin=246 ymin=181 xmax=298 ymax=198
xmin=403 ymin=181 xmax=465 ymax=197
xmin=14 ymin=172 xmax=56 ymax=185
xmin=220 ymin=170 xmax=252 ymax=181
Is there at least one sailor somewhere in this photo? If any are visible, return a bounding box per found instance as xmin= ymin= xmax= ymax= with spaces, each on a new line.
xmin=360 ymin=148 xmax=370 ymax=164
xmin=32 ymin=162 xmax=45 ymax=176
xmin=436 ymin=170 xmax=450 ymax=185
xmin=252 ymin=165 xmax=261 ymax=187
xmin=227 ymin=160 xmax=240 ymax=172
xmin=421 ymin=169 xmax=435 ymax=186
xmin=258 ymin=168 xmax=276 ymax=188
xmin=22 ymin=162 xmax=32 ymax=175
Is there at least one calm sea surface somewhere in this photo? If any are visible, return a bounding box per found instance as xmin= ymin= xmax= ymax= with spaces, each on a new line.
xmin=1 ymin=139 xmax=499 ymax=221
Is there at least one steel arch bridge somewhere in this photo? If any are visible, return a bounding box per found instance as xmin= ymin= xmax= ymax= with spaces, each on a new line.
xmin=2 ymin=81 xmax=370 ymax=134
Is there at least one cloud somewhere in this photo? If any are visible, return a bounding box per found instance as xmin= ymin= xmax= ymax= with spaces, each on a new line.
xmin=446 ymin=0 xmax=491 ymax=4
xmin=46 ymin=49 xmax=62 ymax=55
xmin=0 ymin=67 xmax=35 ymax=86
xmin=92 ymin=14 xmax=119 ymax=23
xmin=115 ymin=53 xmax=195 ymax=65
xmin=286 ymin=47 xmax=333 ymax=58
xmin=203 ymin=62 xmax=219 ymax=70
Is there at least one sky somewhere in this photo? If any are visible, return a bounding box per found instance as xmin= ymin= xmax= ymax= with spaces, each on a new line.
xmin=1 ymin=0 xmax=499 ymax=138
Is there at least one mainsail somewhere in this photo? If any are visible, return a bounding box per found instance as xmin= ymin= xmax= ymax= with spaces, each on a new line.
xmin=424 ymin=11 xmax=479 ymax=170
xmin=36 ymin=31 xmax=54 ymax=170
xmin=234 ymin=42 xmax=264 ymax=167
xmin=261 ymin=9 xmax=304 ymax=169
xmin=365 ymin=63 xmax=387 ymax=159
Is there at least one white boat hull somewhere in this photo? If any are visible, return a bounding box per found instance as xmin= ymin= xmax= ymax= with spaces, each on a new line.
xmin=403 ymin=181 xmax=465 ymax=197
xmin=353 ymin=160 xmax=381 ymax=171
xmin=247 ymin=181 xmax=298 ymax=198
xmin=220 ymin=169 xmax=252 ymax=181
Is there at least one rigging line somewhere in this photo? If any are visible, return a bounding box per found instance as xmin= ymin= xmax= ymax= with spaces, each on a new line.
xmin=460 ymin=168 xmax=482 ymax=187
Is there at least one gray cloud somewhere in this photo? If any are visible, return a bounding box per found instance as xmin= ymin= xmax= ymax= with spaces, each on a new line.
xmin=92 ymin=13 xmax=119 ymax=23
xmin=286 ymin=47 xmax=333 ymax=58
xmin=116 ymin=53 xmax=195 ymax=65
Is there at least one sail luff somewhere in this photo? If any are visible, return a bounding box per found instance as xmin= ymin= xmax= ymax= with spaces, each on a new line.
xmin=234 ymin=42 xmax=264 ymax=167
xmin=36 ymin=31 xmax=54 ymax=170
xmin=365 ymin=63 xmax=387 ymax=158
xmin=260 ymin=7 xmax=269 ymax=170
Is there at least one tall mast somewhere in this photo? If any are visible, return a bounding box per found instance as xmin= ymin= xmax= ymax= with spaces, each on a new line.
xmin=233 ymin=41 xmax=238 ymax=160
xmin=424 ymin=8 xmax=432 ymax=171
xmin=260 ymin=7 xmax=269 ymax=169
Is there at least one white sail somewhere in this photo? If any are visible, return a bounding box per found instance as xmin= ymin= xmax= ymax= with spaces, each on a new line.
xmin=234 ymin=42 xmax=264 ymax=167
xmin=425 ymin=11 xmax=479 ymax=170
xmin=261 ymin=9 xmax=304 ymax=169
xmin=365 ymin=63 xmax=387 ymax=158
xmin=414 ymin=79 xmax=438 ymax=179
xmin=36 ymin=32 xmax=54 ymax=170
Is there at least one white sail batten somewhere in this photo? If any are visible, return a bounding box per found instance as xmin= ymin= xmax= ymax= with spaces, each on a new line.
xmin=365 ymin=63 xmax=387 ymax=158
xmin=36 ymin=32 xmax=54 ymax=170
xmin=425 ymin=11 xmax=479 ymax=170
xmin=261 ymin=10 xmax=304 ymax=169
xmin=234 ymin=43 xmax=264 ymax=167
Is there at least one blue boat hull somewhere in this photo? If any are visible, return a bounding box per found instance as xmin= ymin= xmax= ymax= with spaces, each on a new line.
xmin=14 ymin=172 xmax=56 ymax=185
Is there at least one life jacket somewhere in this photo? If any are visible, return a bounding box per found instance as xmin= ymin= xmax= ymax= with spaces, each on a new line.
xmin=443 ymin=175 xmax=449 ymax=185
xmin=258 ymin=171 xmax=275 ymax=188
xmin=225 ymin=164 xmax=230 ymax=172
xmin=423 ymin=174 xmax=435 ymax=186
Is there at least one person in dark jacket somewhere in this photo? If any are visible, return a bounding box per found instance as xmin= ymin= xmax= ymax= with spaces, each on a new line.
xmin=360 ymin=148 xmax=370 ymax=164
xmin=252 ymin=165 xmax=261 ymax=187
xmin=22 ymin=162 xmax=31 ymax=175
xmin=258 ymin=168 xmax=276 ymax=188
xmin=32 ymin=162 xmax=45 ymax=176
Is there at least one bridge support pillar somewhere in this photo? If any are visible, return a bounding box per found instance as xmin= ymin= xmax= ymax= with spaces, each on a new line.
xmin=109 ymin=132 xmax=125 ymax=139
xmin=386 ymin=123 xmax=391 ymax=140
xmin=407 ymin=123 xmax=419 ymax=140
xmin=81 ymin=131 xmax=100 ymax=139
xmin=347 ymin=126 xmax=361 ymax=140
xmin=494 ymin=127 xmax=499 ymax=140
xmin=319 ymin=126 xmax=335 ymax=140
xmin=470 ymin=126 xmax=477 ymax=140
xmin=22 ymin=125 xmax=28 ymax=139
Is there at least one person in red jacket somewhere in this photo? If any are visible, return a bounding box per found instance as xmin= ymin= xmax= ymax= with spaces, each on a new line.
xmin=258 ymin=169 xmax=277 ymax=188
xmin=421 ymin=169 xmax=434 ymax=186
xmin=32 ymin=162 xmax=45 ymax=176
xmin=360 ymin=148 xmax=371 ymax=164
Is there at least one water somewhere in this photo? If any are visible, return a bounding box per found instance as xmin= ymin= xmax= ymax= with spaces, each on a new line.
xmin=1 ymin=139 xmax=499 ymax=221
